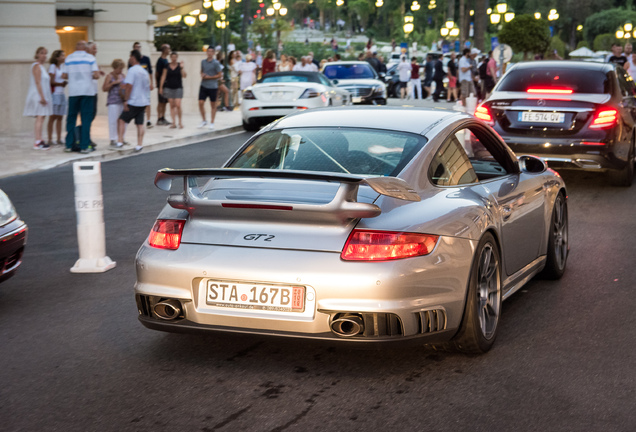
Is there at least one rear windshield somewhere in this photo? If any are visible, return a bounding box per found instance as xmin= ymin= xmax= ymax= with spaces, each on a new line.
xmin=498 ymin=68 xmax=610 ymax=94
xmin=260 ymin=74 xmax=319 ymax=84
xmin=323 ymin=63 xmax=377 ymax=80
xmin=228 ymin=128 xmax=427 ymax=177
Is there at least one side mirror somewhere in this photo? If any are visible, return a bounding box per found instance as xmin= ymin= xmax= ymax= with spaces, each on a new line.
xmin=332 ymin=79 xmax=339 ymax=85
xmin=518 ymin=155 xmax=547 ymax=174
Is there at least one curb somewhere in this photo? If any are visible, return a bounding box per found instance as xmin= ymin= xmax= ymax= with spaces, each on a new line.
xmin=4 ymin=125 xmax=245 ymax=179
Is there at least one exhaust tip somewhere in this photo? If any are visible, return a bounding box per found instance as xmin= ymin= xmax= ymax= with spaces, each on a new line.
xmin=330 ymin=314 xmax=364 ymax=337
xmin=153 ymin=299 xmax=182 ymax=320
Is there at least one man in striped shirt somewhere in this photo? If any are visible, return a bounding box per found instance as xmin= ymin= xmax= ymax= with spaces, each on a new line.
xmin=61 ymin=40 xmax=100 ymax=153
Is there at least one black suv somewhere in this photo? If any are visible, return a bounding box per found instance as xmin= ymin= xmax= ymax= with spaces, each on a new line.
xmin=477 ymin=61 xmax=635 ymax=186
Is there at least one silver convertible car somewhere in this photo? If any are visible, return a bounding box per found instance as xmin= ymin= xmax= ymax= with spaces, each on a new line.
xmin=135 ymin=107 xmax=569 ymax=353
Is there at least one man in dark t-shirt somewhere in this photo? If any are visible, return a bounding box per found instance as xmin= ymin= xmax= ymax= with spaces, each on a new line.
xmin=155 ymin=44 xmax=170 ymax=125
xmin=608 ymin=43 xmax=628 ymax=68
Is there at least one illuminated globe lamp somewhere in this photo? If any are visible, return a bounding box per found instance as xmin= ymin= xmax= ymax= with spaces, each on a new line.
xmin=440 ymin=27 xmax=449 ymax=37
xmin=184 ymin=15 xmax=197 ymax=26
xmin=190 ymin=9 xmax=201 ymax=15
xmin=199 ymin=13 xmax=208 ymax=22
xmin=203 ymin=0 xmax=212 ymax=7
xmin=280 ymin=6 xmax=287 ymax=14
xmin=336 ymin=0 xmax=344 ymax=6
xmin=469 ymin=10 xmax=474 ymax=16
xmin=411 ymin=1 xmax=420 ymax=12
xmin=449 ymin=26 xmax=459 ymax=37
xmin=534 ymin=12 xmax=541 ymax=19
xmin=548 ymin=9 xmax=559 ymax=21
xmin=445 ymin=18 xmax=454 ymax=29
xmin=577 ymin=25 xmax=583 ymax=32
xmin=487 ymin=8 xmax=492 ymax=14
xmin=490 ymin=13 xmax=501 ymax=25
xmin=167 ymin=15 xmax=182 ymax=23
xmin=616 ymin=28 xmax=625 ymax=39
xmin=495 ymin=0 xmax=507 ymax=14
xmin=375 ymin=0 xmax=383 ymax=7
xmin=404 ymin=13 xmax=414 ymax=35
xmin=212 ymin=0 xmax=226 ymax=12
xmin=504 ymin=8 xmax=515 ymax=23
xmin=625 ymin=21 xmax=633 ymax=32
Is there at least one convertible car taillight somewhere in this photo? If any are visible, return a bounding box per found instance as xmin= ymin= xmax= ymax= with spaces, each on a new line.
xmin=475 ymin=105 xmax=493 ymax=124
xmin=590 ymin=108 xmax=618 ymax=129
xmin=341 ymin=230 xmax=439 ymax=261
xmin=149 ymin=220 xmax=185 ymax=250
xmin=300 ymin=88 xmax=322 ymax=98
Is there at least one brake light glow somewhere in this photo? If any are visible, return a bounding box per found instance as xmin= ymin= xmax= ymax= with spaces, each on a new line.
xmin=590 ymin=109 xmax=618 ymax=128
xmin=475 ymin=105 xmax=493 ymax=123
xmin=341 ymin=230 xmax=439 ymax=261
xmin=149 ymin=219 xmax=185 ymax=250
xmin=526 ymin=88 xmax=573 ymax=94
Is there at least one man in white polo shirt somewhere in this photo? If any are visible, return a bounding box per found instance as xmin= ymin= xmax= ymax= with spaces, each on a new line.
xmin=61 ymin=40 xmax=100 ymax=154
xmin=116 ymin=49 xmax=150 ymax=152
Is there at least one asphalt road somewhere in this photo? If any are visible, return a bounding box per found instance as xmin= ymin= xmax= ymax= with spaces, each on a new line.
xmin=1 ymin=132 xmax=635 ymax=431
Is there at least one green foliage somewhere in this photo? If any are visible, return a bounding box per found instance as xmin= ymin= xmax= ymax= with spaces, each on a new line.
xmin=549 ymin=35 xmax=566 ymax=58
xmin=154 ymin=30 xmax=204 ymax=52
xmin=584 ymin=9 xmax=636 ymax=45
xmin=576 ymin=40 xmax=589 ymax=49
xmin=280 ymin=41 xmax=337 ymax=61
xmin=593 ymin=33 xmax=619 ymax=51
xmin=498 ymin=14 xmax=551 ymax=57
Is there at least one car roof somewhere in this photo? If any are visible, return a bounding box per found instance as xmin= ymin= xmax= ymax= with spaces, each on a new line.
xmin=269 ymin=106 xmax=464 ymax=135
xmin=258 ymin=71 xmax=324 ymax=83
xmin=509 ymin=60 xmax=614 ymax=72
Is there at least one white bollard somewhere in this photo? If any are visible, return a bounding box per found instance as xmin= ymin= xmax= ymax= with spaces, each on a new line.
xmin=465 ymin=93 xmax=477 ymax=115
xmin=70 ymin=162 xmax=116 ymax=273
xmin=452 ymin=100 xmax=465 ymax=113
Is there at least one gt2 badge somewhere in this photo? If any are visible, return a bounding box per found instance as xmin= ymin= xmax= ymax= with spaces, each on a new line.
xmin=244 ymin=234 xmax=275 ymax=241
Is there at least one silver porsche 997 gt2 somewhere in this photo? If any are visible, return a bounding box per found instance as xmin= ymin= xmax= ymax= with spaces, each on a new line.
xmin=135 ymin=107 xmax=568 ymax=353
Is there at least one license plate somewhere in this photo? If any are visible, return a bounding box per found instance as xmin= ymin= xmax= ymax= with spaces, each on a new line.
xmin=352 ymin=96 xmax=362 ymax=103
xmin=518 ymin=111 xmax=565 ymax=123
xmin=205 ymin=280 xmax=305 ymax=312
xmin=270 ymin=91 xmax=285 ymax=100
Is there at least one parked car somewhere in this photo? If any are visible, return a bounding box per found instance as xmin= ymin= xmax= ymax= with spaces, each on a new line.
xmin=322 ymin=61 xmax=387 ymax=105
xmin=135 ymin=106 xmax=568 ymax=354
xmin=477 ymin=61 xmax=636 ymax=186
xmin=241 ymin=71 xmax=351 ymax=131
xmin=0 ymin=189 xmax=27 ymax=283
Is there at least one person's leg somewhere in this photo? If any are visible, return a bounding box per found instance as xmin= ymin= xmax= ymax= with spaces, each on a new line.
xmin=79 ymin=96 xmax=95 ymax=150
xmin=209 ymin=89 xmax=218 ymax=125
xmin=223 ymin=84 xmax=229 ymax=108
xmin=47 ymin=116 xmax=55 ymax=143
xmin=55 ymin=115 xmax=62 ymax=142
xmin=198 ymin=86 xmax=207 ymax=124
xmin=169 ymin=98 xmax=177 ymax=128
xmin=136 ymin=123 xmax=145 ymax=147
xmin=176 ymin=99 xmax=183 ymax=128
xmin=65 ymin=96 xmax=80 ymax=149
xmin=146 ymin=105 xmax=152 ymax=128
xmin=34 ymin=116 xmax=45 ymax=143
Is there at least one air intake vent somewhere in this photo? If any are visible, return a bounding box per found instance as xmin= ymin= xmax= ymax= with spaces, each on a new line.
xmin=360 ymin=312 xmax=403 ymax=337
xmin=417 ymin=309 xmax=447 ymax=334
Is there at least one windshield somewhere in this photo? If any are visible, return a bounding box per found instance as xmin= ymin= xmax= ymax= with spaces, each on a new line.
xmin=498 ymin=68 xmax=610 ymax=94
xmin=323 ymin=63 xmax=377 ymax=80
xmin=260 ymin=74 xmax=320 ymax=84
xmin=228 ymin=128 xmax=426 ymax=177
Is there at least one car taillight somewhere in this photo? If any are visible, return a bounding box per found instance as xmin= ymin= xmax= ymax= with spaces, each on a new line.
xmin=300 ymin=88 xmax=322 ymax=98
xmin=149 ymin=219 xmax=185 ymax=250
xmin=590 ymin=108 xmax=618 ymax=128
xmin=526 ymin=88 xmax=573 ymax=94
xmin=475 ymin=105 xmax=493 ymax=124
xmin=243 ymin=89 xmax=256 ymax=100
xmin=341 ymin=230 xmax=439 ymax=261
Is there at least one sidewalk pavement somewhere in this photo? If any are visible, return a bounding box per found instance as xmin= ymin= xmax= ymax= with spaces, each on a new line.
xmin=0 ymin=109 xmax=244 ymax=179
xmin=1 ymin=98 xmax=458 ymax=180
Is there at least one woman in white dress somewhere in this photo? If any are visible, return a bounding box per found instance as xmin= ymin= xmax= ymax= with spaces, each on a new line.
xmin=24 ymin=46 xmax=53 ymax=150
xmin=229 ymin=51 xmax=242 ymax=107
xmin=238 ymin=54 xmax=257 ymax=101
xmin=277 ymin=54 xmax=291 ymax=72
xmin=47 ymin=49 xmax=67 ymax=146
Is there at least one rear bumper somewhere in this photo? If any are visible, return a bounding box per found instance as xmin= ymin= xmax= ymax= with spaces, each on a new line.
xmin=504 ymin=138 xmax=626 ymax=171
xmin=134 ymin=238 xmax=475 ymax=342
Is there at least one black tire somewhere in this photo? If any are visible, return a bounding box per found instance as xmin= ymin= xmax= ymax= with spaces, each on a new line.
xmin=538 ymin=192 xmax=568 ymax=280
xmin=609 ymin=141 xmax=634 ymax=187
xmin=242 ymin=119 xmax=259 ymax=132
xmin=452 ymin=232 xmax=502 ymax=354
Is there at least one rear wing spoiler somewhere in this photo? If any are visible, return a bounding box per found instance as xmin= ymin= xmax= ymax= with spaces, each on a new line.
xmin=154 ymin=168 xmax=420 ymax=222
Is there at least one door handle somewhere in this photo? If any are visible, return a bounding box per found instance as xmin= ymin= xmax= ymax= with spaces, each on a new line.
xmin=502 ymin=205 xmax=512 ymax=221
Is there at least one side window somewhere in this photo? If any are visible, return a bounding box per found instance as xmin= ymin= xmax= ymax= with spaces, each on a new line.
xmin=458 ymin=128 xmax=510 ymax=180
xmin=429 ymin=135 xmax=478 ymax=186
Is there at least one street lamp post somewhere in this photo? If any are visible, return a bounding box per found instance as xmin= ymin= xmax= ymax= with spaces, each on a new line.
xmin=266 ymin=0 xmax=288 ymax=56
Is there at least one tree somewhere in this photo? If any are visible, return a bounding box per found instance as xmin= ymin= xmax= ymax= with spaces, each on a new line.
xmin=499 ymin=14 xmax=550 ymax=59
xmin=584 ymin=8 xmax=636 ymax=46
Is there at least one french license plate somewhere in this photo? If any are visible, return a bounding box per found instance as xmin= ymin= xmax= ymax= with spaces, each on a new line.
xmin=205 ymin=280 xmax=305 ymax=312
xmin=352 ymin=96 xmax=362 ymax=103
xmin=519 ymin=111 xmax=565 ymax=123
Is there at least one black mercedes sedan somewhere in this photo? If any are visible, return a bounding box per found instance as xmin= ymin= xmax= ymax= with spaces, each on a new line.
xmin=0 ymin=189 xmax=27 ymax=284
xmin=476 ymin=61 xmax=635 ymax=186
